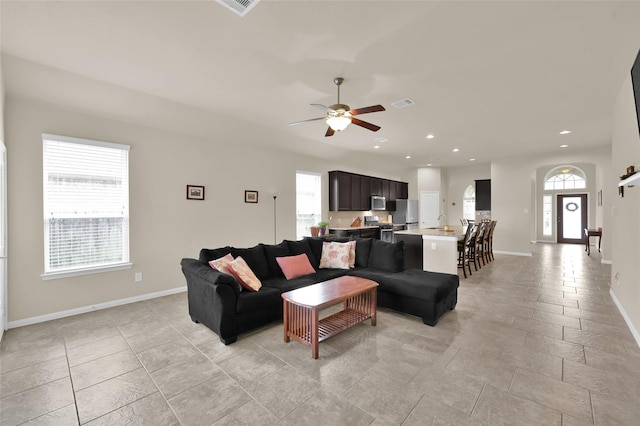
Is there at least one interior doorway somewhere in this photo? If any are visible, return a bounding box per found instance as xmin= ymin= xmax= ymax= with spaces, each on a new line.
xmin=557 ymin=194 xmax=587 ymax=244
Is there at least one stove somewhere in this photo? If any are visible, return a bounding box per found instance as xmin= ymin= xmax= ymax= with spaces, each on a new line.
xmin=364 ymin=216 xmax=394 ymax=242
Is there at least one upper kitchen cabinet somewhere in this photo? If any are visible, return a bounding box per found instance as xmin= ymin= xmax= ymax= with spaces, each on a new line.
xmin=329 ymin=170 xmax=409 ymax=211
xmin=475 ymin=179 xmax=491 ymax=211
xmin=370 ymin=177 xmax=382 ymax=196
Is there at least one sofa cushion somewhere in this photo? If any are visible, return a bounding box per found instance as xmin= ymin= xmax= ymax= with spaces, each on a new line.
xmin=227 ymin=256 xmax=262 ymax=292
xmin=286 ymin=239 xmax=318 ymax=270
xmin=368 ymin=240 xmax=405 ymax=272
xmin=236 ymin=286 xmax=282 ymax=314
xmin=276 ymin=253 xmax=315 ymax=280
xmin=319 ymin=241 xmax=351 ymax=269
xmin=304 ymin=237 xmax=324 ymax=267
xmin=199 ymin=246 xmax=232 ymax=262
xmin=230 ymin=244 xmax=269 ymax=280
xmin=262 ymin=268 xmax=349 ymax=293
xmin=263 ymin=241 xmax=291 ymax=278
xmin=352 ymin=237 xmax=373 ymax=268
xmin=350 ymin=268 xmax=458 ymax=300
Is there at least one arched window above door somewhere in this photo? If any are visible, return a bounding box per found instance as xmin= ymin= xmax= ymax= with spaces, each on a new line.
xmin=544 ymin=166 xmax=586 ymax=190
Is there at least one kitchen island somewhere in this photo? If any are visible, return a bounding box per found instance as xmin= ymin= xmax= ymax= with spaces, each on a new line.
xmin=395 ymin=226 xmax=466 ymax=274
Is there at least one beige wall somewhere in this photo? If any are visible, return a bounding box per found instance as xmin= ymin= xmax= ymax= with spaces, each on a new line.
xmin=610 ymin=74 xmax=640 ymax=339
xmin=4 ymin=97 xmax=403 ymax=323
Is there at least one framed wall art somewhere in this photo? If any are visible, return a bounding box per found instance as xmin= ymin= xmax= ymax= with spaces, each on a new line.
xmin=187 ymin=185 xmax=205 ymax=200
xmin=245 ymin=190 xmax=258 ymax=203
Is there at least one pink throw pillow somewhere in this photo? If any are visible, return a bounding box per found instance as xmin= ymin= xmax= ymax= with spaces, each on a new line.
xmin=208 ymin=253 xmax=234 ymax=274
xmin=276 ymin=253 xmax=315 ymax=280
xmin=319 ymin=241 xmax=351 ymax=269
xmin=227 ymin=256 xmax=262 ymax=291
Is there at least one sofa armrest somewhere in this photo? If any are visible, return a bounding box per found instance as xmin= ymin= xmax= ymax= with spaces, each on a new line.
xmin=180 ymin=258 xmax=240 ymax=344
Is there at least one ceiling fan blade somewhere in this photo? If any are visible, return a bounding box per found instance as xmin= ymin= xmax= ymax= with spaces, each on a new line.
xmin=350 ymin=105 xmax=385 ymax=115
xmin=351 ymin=117 xmax=381 ymax=132
xmin=311 ymin=103 xmax=331 ymax=111
xmin=325 ymin=127 xmax=335 ymax=137
xmin=288 ymin=117 xmax=326 ymax=126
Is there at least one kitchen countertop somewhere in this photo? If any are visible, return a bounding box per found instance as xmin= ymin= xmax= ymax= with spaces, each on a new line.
xmin=395 ymin=226 xmax=466 ymax=239
xmin=329 ymin=224 xmax=406 ymax=231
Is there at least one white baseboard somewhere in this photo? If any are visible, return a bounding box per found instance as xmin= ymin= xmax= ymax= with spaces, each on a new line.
xmin=609 ymin=288 xmax=640 ymax=349
xmin=493 ymin=250 xmax=532 ymax=257
xmin=7 ymin=286 xmax=187 ymax=329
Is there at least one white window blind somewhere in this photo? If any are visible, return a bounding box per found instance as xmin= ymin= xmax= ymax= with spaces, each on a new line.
xmin=42 ymin=134 xmax=130 ymax=278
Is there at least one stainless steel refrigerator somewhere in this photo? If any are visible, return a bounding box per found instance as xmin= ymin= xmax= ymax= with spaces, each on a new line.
xmin=393 ymin=199 xmax=419 ymax=230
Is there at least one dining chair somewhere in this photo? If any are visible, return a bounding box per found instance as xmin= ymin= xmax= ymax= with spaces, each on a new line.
xmin=457 ymin=224 xmax=473 ymax=278
xmin=488 ymin=220 xmax=497 ymax=261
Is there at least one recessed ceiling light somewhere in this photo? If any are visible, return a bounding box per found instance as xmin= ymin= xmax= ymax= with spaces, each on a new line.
xmin=560 ymin=144 xmax=569 ymax=148
xmin=405 ymin=155 xmax=412 ymax=159
xmin=469 ymin=158 xmax=476 ymax=161
xmin=426 ymin=134 xmax=435 ymax=139
xmin=426 ymin=163 xmax=433 ymax=166
xmin=559 ymin=130 xmax=571 ymax=135
xmin=452 ymin=148 xmax=460 ymax=152
xmin=373 ymin=145 xmax=380 ymax=149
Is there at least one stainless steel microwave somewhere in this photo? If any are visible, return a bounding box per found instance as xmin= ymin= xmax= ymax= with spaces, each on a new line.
xmin=371 ymin=195 xmax=386 ymax=211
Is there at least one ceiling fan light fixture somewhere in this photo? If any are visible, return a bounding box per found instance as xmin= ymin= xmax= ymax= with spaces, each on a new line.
xmin=326 ymin=115 xmax=351 ymax=131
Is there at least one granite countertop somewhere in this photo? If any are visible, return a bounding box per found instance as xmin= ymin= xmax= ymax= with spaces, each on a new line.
xmin=395 ymin=226 xmax=466 ymax=239
xmin=328 ymin=223 xmax=406 ymax=231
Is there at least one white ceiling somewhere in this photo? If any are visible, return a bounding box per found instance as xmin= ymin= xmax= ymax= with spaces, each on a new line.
xmin=2 ymin=1 xmax=640 ymax=168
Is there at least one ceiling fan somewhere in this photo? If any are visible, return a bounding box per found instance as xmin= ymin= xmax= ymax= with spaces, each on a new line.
xmin=289 ymin=77 xmax=385 ymax=137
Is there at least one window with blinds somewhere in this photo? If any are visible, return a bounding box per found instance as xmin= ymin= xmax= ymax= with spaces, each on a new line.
xmin=42 ymin=134 xmax=130 ymax=278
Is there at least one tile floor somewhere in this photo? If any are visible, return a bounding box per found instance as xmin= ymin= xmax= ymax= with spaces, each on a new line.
xmin=1 ymin=243 xmax=640 ymax=425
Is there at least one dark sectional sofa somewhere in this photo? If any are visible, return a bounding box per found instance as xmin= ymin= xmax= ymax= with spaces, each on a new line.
xmin=180 ymin=237 xmax=459 ymax=344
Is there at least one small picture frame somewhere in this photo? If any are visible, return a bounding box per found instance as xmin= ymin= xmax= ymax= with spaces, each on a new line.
xmin=186 ymin=185 xmax=205 ymax=200
xmin=245 ymin=190 xmax=258 ymax=203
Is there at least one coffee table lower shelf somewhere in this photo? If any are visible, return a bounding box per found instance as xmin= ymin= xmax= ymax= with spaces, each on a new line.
xmin=290 ymin=308 xmax=371 ymax=344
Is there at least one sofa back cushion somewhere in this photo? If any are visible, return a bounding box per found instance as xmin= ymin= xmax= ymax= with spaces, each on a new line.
xmin=199 ymin=246 xmax=232 ymax=262
xmin=368 ymin=240 xmax=405 ymax=272
xmin=352 ymin=237 xmax=373 ymax=268
xmin=286 ymin=239 xmax=318 ymax=270
xmin=230 ymin=244 xmax=270 ymax=280
xmin=263 ymin=241 xmax=291 ymax=278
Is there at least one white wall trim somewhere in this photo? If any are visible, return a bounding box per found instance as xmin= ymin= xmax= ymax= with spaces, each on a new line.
xmin=7 ymin=286 xmax=187 ymax=329
xmin=609 ymin=288 xmax=640 ymax=349
xmin=493 ymin=250 xmax=533 ymax=257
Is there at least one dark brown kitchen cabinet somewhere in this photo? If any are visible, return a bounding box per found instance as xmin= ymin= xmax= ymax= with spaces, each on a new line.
xmin=370 ymin=178 xmax=382 ymax=196
xmin=399 ymin=182 xmax=409 ymax=199
xmin=329 ymin=171 xmax=352 ymax=211
xmin=329 ymin=228 xmax=380 ymax=239
xmin=329 ymin=170 xmax=409 ymax=211
xmin=475 ymin=179 xmax=491 ymax=211
xmin=382 ymin=180 xmax=390 ymax=200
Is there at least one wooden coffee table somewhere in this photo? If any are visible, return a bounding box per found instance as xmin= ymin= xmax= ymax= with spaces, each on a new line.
xmin=282 ymin=276 xmax=378 ymax=359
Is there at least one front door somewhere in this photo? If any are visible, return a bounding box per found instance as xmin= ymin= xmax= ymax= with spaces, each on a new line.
xmin=557 ymin=194 xmax=587 ymax=244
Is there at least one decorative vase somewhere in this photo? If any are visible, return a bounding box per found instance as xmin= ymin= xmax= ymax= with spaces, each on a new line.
xmin=310 ymin=226 xmax=320 ymax=237
xmin=319 ymin=226 xmax=326 ymax=236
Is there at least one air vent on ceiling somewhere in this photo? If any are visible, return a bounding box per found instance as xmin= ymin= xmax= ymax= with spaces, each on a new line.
xmin=215 ymin=0 xmax=260 ymax=17
xmin=391 ymin=98 xmax=415 ymax=109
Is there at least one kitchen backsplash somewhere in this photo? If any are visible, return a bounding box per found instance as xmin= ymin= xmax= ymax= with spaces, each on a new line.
xmin=328 ymin=210 xmax=392 ymax=227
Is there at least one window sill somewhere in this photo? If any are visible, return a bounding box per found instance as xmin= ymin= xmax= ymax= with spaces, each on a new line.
xmin=41 ymin=262 xmax=133 ymax=281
